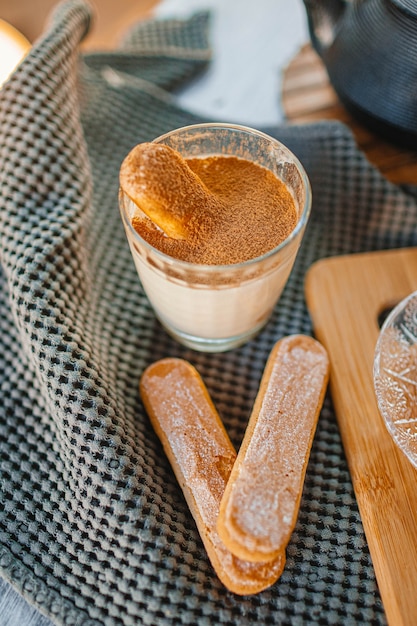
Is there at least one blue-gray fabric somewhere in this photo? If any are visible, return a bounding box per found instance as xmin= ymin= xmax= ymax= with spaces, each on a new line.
xmin=1 ymin=0 xmax=415 ymax=623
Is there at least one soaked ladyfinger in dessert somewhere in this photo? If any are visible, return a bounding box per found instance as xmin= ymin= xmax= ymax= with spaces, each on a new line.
xmin=140 ymin=358 xmax=286 ymax=595
xmin=119 ymin=142 xmax=222 ymax=240
xmin=119 ymin=141 xmax=298 ymax=265
xmin=217 ymin=335 xmax=329 ymax=563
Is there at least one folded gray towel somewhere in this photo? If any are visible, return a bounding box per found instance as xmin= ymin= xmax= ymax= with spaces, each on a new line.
xmin=2 ymin=0 xmax=414 ymax=623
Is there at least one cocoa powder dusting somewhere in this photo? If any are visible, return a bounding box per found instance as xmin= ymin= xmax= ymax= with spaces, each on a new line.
xmin=131 ymin=153 xmax=298 ymax=265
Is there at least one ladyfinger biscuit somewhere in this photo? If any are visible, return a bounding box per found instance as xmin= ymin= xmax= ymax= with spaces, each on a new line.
xmin=140 ymin=358 xmax=286 ymax=595
xmin=217 ymin=335 xmax=329 ymax=563
xmin=120 ymin=143 xmax=221 ymax=240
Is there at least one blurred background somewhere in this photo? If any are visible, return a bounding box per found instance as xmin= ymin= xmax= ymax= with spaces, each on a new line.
xmin=2 ymin=1 xmax=416 ymax=181
xmin=0 ymin=0 xmax=158 ymax=48
xmin=0 ymin=0 xmax=308 ymax=126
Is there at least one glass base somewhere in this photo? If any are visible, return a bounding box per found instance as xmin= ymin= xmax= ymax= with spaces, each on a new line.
xmin=158 ymin=318 xmax=268 ymax=352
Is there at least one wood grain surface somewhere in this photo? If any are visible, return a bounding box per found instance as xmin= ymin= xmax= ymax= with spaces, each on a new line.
xmin=282 ymin=44 xmax=417 ymax=185
xmin=305 ymin=248 xmax=417 ymax=626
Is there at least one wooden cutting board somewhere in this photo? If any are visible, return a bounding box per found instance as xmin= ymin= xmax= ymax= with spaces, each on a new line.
xmin=305 ymin=248 xmax=417 ymax=626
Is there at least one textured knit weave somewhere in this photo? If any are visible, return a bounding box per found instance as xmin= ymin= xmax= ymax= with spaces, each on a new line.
xmin=1 ymin=1 xmax=416 ymax=624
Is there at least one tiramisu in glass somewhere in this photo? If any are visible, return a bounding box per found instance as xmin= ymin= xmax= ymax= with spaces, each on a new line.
xmin=119 ymin=123 xmax=311 ymax=352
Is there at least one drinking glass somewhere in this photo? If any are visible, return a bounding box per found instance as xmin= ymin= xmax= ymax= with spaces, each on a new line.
xmin=119 ymin=123 xmax=311 ymax=352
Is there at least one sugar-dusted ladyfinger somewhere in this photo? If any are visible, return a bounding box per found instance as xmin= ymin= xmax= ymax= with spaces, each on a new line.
xmin=217 ymin=335 xmax=329 ymax=563
xmin=140 ymin=358 xmax=286 ymax=595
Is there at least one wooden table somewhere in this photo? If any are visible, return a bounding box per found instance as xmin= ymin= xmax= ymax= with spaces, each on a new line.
xmin=1 ymin=0 xmax=159 ymax=50
xmin=282 ymin=43 xmax=417 ymax=185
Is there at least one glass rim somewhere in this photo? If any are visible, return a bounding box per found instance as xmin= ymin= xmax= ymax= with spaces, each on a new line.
xmin=119 ymin=122 xmax=312 ymax=273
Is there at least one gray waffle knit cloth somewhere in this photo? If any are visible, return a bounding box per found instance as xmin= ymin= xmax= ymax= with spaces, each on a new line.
xmin=1 ymin=0 xmax=416 ymax=624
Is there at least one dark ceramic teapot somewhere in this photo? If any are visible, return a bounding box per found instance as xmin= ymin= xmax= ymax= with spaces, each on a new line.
xmin=303 ymin=0 xmax=417 ymax=148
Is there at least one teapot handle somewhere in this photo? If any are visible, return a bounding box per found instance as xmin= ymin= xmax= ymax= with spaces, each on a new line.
xmin=303 ymin=0 xmax=347 ymax=57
